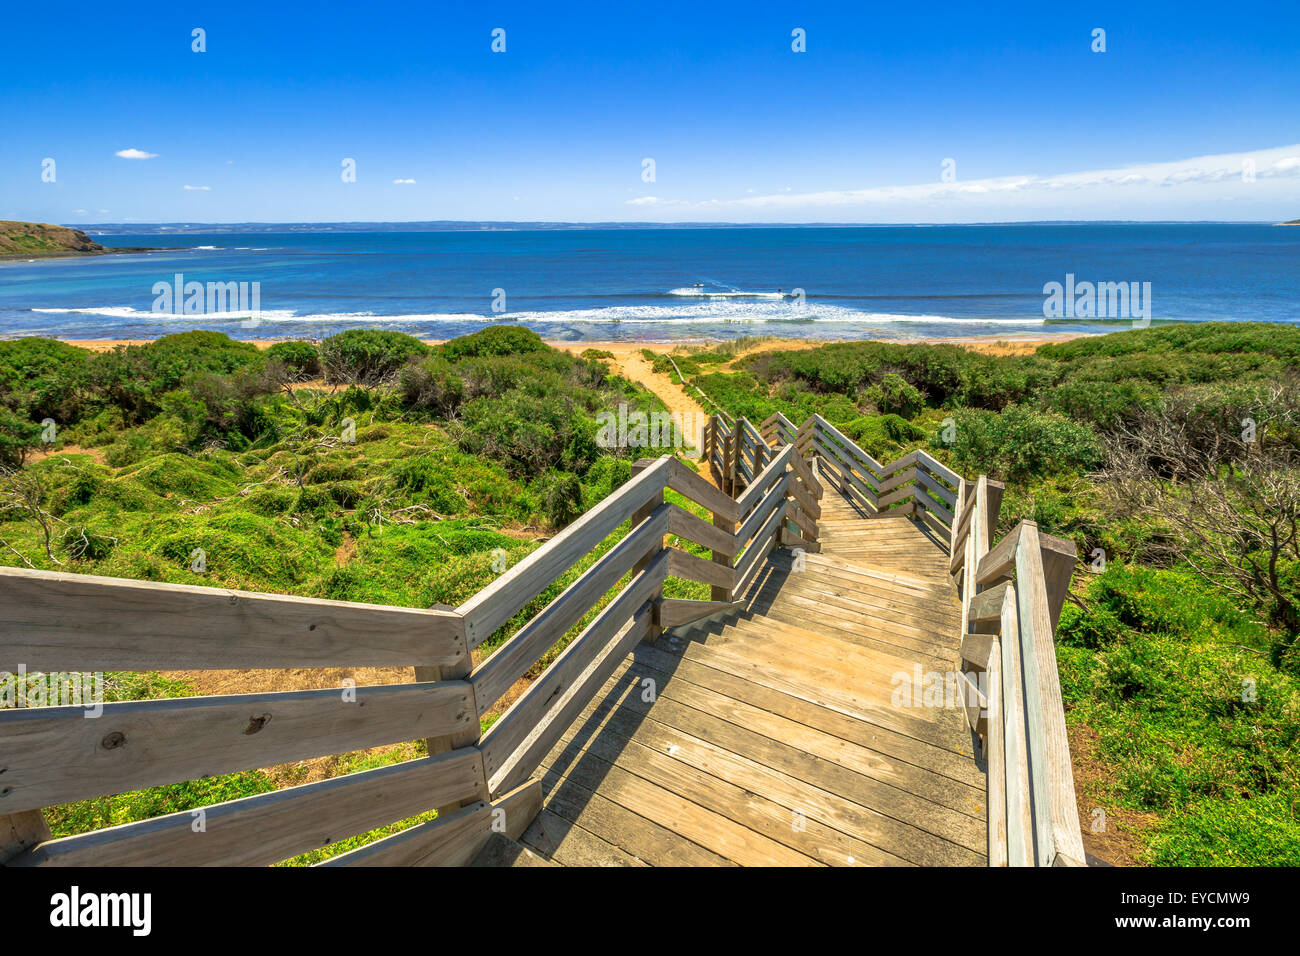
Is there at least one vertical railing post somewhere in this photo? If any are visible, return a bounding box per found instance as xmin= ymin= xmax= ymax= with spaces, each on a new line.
xmin=631 ymin=458 xmax=668 ymax=642
xmin=1 ymin=810 xmax=52 ymax=865
xmin=730 ymin=423 xmax=742 ymax=492
xmin=414 ymin=607 xmax=486 ymax=815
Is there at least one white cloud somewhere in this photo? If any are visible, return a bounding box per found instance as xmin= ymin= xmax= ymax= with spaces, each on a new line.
xmin=393 ymin=178 xmax=416 ymax=184
xmin=626 ymin=196 xmax=691 ymax=207
xmin=74 ymin=209 xmax=87 ymax=215
xmin=183 ymin=185 xmax=211 ymax=191
xmin=627 ymin=144 xmax=1300 ymax=220
xmin=115 ymin=148 xmax=157 ymax=160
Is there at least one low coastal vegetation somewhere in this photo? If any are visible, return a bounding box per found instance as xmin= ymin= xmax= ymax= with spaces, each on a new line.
xmin=2 ymin=321 xmax=1297 ymax=864
xmin=660 ymin=322 xmax=1300 ymax=864
xmin=0 ymin=325 xmax=721 ymax=862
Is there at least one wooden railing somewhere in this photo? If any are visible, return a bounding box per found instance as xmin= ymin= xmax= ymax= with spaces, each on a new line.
xmin=709 ymin=412 xmax=961 ymax=541
xmin=0 ymin=434 xmax=820 ymax=867
xmin=0 ymin=404 xmax=1083 ymax=867
xmin=950 ymin=479 xmax=1086 ymax=867
xmin=710 ymin=409 xmax=1086 ymax=867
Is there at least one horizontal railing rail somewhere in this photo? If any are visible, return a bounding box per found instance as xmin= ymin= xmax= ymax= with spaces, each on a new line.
xmin=2 ymin=400 xmax=1085 ymax=869
xmin=1 ymin=413 xmax=822 ymax=867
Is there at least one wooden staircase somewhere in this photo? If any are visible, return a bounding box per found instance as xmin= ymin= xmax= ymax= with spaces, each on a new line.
xmin=506 ymin=484 xmax=986 ymax=866
xmin=0 ymin=411 xmax=1086 ymax=868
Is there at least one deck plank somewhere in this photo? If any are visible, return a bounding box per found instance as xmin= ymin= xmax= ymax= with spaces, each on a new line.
xmin=521 ymin=487 xmax=986 ymax=867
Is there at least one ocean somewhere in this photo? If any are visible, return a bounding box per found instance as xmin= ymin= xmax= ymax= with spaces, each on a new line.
xmin=1 ymin=223 xmax=1297 ymax=343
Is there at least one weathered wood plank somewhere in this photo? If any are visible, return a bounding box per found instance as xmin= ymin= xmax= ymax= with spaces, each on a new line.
xmin=915 ymin=468 xmax=957 ymax=514
xmin=667 ymin=458 xmax=739 ymax=523
xmin=1014 ymin=524 xmax=1085 ymax=867
xmin=736 ymin=473 xmax=789 ymax=548
xmin=879 ymin=466 xmax=918 ymax=496
xmin=734 ymin=499 xmax=787 ymax=594
xmin=879 ymin=450 xmax=920 ymax=477
xmin=479 ymin=554 xmax=666 ymax=789
xmin=876 ymin=482 xmax=916 ymax=510
xmin=325 ymin=777 xmax=541 ymax=867
xmin=563 ymin=686 xmax=914 ymax=865
xmin=12 ymin=747 xmax=486 ymax=867
xmin=916 ymin=451 xmax=963 ymax=489
xmin=999 ymin=584 xmax=1034 ymax=867
xmin=814 ymin=435 xmax=879 ymax=503
xmin=1 ymin=810 xmax=51 ymax=865
xmin=322 ymin=800 xmax=491 ymax=867
xmin=812 ymin=415 xmax=886 ymax=477
xmin=667 ymin=502 xmax=739 ymax=558
xmin=458 ymin=456 xmax=670 ymax=647
xmin=0 ymin=681 xmax=476 ymax=815
xmin=968 ymin=582 xmax=1012 ymax=625
xmin=656 ymin=598 xmax=744 ymax=628
xmin=960 ymin=632 xmax=996 ymax=671
xmin=1038 ymin=531 xmax=1078 ymax=632
xmin=632 ymin=641 xmax=985 ymax=787
xmin=733 ymin=446 xmax=790 ymax=518
xmin=468 ymin=504 xmax=667 ymax=715
xmin=667 ymin=546 xmax=737 ymax=590
xmin=519 ymin=807 xmax=646 ymax=866
xmin=976 ymin=520 xmax=1027 ymax=586
xmin=984 ymin=637 xmax=1007 ymax=867
xmin=538 ymin=768 xmax=733 ymax=866
xmin=0 ymin=566 xmax=468 ymax=672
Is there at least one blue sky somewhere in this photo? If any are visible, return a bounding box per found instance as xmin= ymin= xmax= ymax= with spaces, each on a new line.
xmin=2 ymin=0 xmax=1298 ymax=223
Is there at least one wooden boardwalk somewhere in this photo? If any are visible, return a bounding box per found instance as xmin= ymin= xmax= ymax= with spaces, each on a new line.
xmin=506 ymin=488 xmax=988 ymax=866
xmin=2 ymin=412 xmax=1085 ymax=869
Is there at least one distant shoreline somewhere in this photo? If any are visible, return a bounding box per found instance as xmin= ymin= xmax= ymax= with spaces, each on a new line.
xmin=48 ymin=332 xmax=1092 ymax=358
xmin=0 ymin=247 xmax=167 ymax=262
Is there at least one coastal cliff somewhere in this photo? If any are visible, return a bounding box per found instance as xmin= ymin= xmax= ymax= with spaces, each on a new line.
xmin=0 ymin=220 xmax=155 ymax=259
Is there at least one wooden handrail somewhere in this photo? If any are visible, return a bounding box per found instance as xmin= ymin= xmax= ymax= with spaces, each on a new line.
xmin=0 ymin=567 xmax=468 ymax=671
xmin=457 ymin=457 xmax=672 ymax=648
xmin=950 ymin=481 xmax=1085 ymax=867
xmin=0 ymin=408 xmax=1090 ymax=869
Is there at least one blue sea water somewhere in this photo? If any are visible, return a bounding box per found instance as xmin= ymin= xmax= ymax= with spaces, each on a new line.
xmin=0 ymin=224 xmax=1296 ymax=343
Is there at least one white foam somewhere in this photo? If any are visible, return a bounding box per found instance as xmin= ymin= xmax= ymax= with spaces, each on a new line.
xmin=28 ymin=303 xmax=1044 ymax=327
xmin=668 ymin=287 xmax=784 ymax=299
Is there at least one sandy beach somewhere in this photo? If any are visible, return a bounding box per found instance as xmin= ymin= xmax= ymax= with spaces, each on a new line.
xmin=56 ymin=333 xmax=1086 ymax=357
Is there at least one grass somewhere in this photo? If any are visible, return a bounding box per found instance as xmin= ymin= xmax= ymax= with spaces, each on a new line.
xmin=9 ymin=322 xmax=1300 ymax=865
xmin=0 ymin=327 xmax=715 ymax=862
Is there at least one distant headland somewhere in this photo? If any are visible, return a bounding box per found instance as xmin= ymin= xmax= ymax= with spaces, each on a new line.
xmin=0 ymin=221 xmax=159 ymax=260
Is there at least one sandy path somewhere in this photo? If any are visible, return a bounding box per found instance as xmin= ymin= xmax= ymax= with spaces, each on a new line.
xmin=554 ymin=343 xmax=709 ymax=423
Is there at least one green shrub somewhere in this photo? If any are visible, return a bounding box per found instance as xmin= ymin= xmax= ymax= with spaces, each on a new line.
xmin=399 ymin=356 xmax=465 ymax=417
xmin=0 ymin=406 xmax=42 ymax=467
xmin=389 ymin=455 xmax=468 ymax=514
xmin=862 ymin=373 xmax=924 ymax=418
xmin=843 ymin=414 xmax=926 ymax=460
xmin=537 ymin=470 xmax=584 ymax=528
xmin=265 ymin=340 xmax=321 ymax=377
xmin=440 ymin=325 xmax=547 ymax=361
xmin=319 ymin=330 xmax=429 ymax=385
xmin=931 ymin=405 xmax=1102 ymax=483
xmin=0 ymin=337 xmax=90 ymax=422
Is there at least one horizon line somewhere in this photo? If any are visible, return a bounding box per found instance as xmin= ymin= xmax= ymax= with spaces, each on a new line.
xmin=65 ymin=218 xmax=1294 ymax=230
